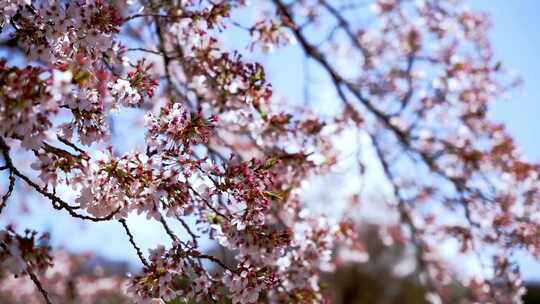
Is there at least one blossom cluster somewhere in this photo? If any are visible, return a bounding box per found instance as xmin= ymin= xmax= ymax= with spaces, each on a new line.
xmin=0 ymin=227 xmax=52 ymax=276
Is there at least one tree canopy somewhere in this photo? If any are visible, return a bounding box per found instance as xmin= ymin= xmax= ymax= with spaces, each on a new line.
xmin=0 ymin=1 xmax=537 ymax=303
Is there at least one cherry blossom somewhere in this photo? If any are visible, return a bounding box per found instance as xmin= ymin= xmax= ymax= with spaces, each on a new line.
xmin=0 ymin=0 xmax=538 ymax=303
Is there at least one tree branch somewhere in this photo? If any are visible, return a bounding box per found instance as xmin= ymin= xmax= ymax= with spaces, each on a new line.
xmin=119 ymin=219 xmax=149 ymax=268
xmin=28 ymin=270 xmax=53 ymax=304
xmin=0 ymin=137 xmax=118 ymax=222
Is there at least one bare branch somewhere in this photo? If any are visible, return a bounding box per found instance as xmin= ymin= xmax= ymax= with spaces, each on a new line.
xmin=119 ymin=219 xmax=149 ymax=268
xmin=28 ymin=270 xmax=53 ymax=304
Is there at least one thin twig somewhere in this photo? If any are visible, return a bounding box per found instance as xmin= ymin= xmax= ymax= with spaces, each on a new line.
xmin=370 ymin=133 xmax=436 ymax=293
xmin=0 ymin=137 xmax=118 ymax=222
xmin=0 ymin=170 xmax=15 ymax=215
xmin=28 ymin=270 xmax=53 ymax=304
xmin=196 ymin=253 xmax=236 ymax=273
xmin=158 ymin=214 xmax=179 ymax=243
xmin=119 ymin=219 xmax=149 ymax=268
xmin=176 ymin=215 xmax=199 ymax=248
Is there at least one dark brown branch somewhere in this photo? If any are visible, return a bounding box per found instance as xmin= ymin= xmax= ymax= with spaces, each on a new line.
xmin=153 ymin=14 xmax=175 ymax=96
xmin=370 ymin=133 xmax=437 ymax=293
xmin=0 ymin=137 xmax=118 ymax=222
xmin=124 ymin=12 xmax=197 ymax=22
xmin=0 ymin=167 xmax=15 ymax=215
xmin=195 ymin=253 xmax=236 ymax=273
xmin=318 ymin=0 xmax=370 ymax=59
xmin=119 ymin=219 xmax=149 ymax=268
xmin=56 ymin=136 xmax=87 ymax=157
xmin=188 ymin=185 xmax=229 ymax=220
xmin=158 ymin=213 xmax=179 ymax=243
xmin=125 ymin=47 xmax=163 ymax=55
xmin=28 ymin=270 xmax=53 ymax=304
xmin=42 ymin=142 xmax=79 ymax=159
xmin=176 ymin=215 xmax=199 ymax=248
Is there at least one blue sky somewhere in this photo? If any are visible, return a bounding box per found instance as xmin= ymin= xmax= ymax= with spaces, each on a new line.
xmin=471 ymin=0 xmax=540 ymax=161
xmin=469 ymin=0 xmax=540 ymax=280
xmin=2 ymin=0 xmax=540 ymax=280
